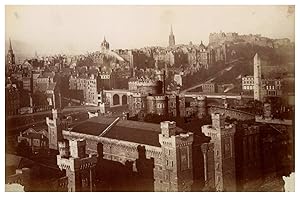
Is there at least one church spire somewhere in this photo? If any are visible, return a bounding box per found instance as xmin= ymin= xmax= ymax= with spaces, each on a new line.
xmin=169 ymin=25 xmax=175 ymax=47
xmin=9 ymin=38 xmax=13 ymax=51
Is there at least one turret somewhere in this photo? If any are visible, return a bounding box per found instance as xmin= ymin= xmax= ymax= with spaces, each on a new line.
xmin=158 ymin=121 xmax=194 ymax=191
xmin=46 ymin=108 xmax=63 ymax=150
xmin=57 ymin=139 xmax=98 ymax=192
xmin=197 ymin=96 xmax=207 ymax=119
xmin=201 ymin=113 xmax=236 ymax=191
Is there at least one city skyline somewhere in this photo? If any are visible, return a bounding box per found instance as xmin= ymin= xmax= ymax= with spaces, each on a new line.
xmin=5 ymin=4 xmax=295 ymax=192
xmin=6 ymin=5 xmax=295 ymax=56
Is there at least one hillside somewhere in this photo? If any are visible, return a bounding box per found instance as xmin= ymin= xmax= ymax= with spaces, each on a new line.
xmin=182 ymin=42 xmax=294 ymax=92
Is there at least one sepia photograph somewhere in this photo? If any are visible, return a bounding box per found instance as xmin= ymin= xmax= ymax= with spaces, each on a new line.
xmin=4 ymin=2 xmax=295 ymax=192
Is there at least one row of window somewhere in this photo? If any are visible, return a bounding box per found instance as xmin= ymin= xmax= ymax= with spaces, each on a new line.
xmin=243 ymin=85 xmax=254 ymax=90
xmin=243 ymin=80 xmax=254 ymax=84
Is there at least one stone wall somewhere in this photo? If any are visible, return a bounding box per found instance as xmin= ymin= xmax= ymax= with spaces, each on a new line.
xmin=208 ymin=105 xmax=254 ymax=121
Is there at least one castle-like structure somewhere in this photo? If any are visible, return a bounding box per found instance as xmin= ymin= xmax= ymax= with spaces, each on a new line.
xmin=201 ymin=113 xmax=236 ymax=191
xmin=59 ymin=117 xmax=194 ymax=192
xmin=57 ymin=139 xmax=98 ymax=192
xmin=127 ymin=70 xmax=208 ymax=119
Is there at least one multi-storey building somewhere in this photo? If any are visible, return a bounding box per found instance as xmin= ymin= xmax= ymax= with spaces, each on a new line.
xmin=97 ymin=71 xmax=115 ymax=90
xmin=5 ymin=84 xmax=20 ymax=116
xmin=69 ymin=74 xmax=98 ymax=105
xmin=245 ymin=53 xmax=283 ymax=100
xmin=198 ymin=41 xmax=209 ymax=68
xmin=36 ymin=71 xmax=55 ymax=92
xmin=201 ymin=113 xmax=236 ymax=191
xmin=60 ymin=118 xmax=194 ymax=192
xmin=242 ymin=75 xmax=282 ymax=95
xmin=57 ymin=139 xmax=98 ymax=192
xmin=241 ymin=75 xmax=254 ymax=91
xmin=17 ymin=128 xmax=49 ymax=154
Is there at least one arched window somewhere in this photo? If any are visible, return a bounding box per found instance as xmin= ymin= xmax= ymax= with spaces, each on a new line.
xmin=113 ymin=94 xmax=120 ymax=105
xmin=121 ymin=95 xmax=127 ymax=105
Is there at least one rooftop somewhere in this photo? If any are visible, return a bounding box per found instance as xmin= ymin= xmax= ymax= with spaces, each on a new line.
xmin=70 ymin=117 xmax=181 ymax=147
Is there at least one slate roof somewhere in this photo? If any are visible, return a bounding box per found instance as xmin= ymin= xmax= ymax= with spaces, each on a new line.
xmin=70 ymin=117 xmax=164 ymax=147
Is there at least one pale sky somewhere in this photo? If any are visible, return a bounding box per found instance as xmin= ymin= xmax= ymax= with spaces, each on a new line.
xmin=5 ymin=5 xmax=295 ymax=55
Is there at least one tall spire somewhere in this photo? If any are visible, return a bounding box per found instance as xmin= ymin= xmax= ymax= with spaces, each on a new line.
xmin=169 ymin=25 xmax=175 ymax=47
xmin=9 ymin=38 xmax=13 ymax=51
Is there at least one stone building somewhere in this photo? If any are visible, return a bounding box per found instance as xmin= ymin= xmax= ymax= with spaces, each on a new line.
xmin=46 ymin=109 xmax=64 ymax=150
xmin=59 ymin=118 xmax=194 ymax=192
xmin=57 ymin=139 xmax=98 ymax=192
xmin=6 ymin=168 xmax=31 ymax=191
xmin=97 ymin=71 xmax=115 ymax=90
xmin=201 ymin=113 xmax=236 ymax=191
xmin=5 ymin=84 xmax=20 ymax=116
xmin=253 ymin=53 xmax=283 ymax=100
xmin=36 ymin=71 xmax=55 ymax=92
xmin=69 ymin=74 xmax=98 ymax=105
xmin=235 ymin=124 xmax=262 ymax=191
xmin=242 ymin=75 xmax=282 ymax=97
xmin=17 ymin=128 xmax=49 ymax=154
xmin=198 ymin=41 xmax=209 ymax=68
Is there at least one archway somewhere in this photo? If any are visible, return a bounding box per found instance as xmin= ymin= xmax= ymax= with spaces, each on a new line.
xmin=122 ymin=95 xmax=127 ymax=105
xmin=113 ymin=94 xmax=120 ymax=105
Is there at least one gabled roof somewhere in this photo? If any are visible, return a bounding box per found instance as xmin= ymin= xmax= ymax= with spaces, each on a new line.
xmin=21 ymin=128 xmax=48 ymax=139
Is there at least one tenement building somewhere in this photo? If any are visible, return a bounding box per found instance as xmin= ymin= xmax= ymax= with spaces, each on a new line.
xmin=69 ymin=74 xmax=98 ymax=105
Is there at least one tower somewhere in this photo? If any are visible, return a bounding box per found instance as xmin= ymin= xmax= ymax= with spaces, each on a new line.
xmin=57 ymin=139 xmax=98 ymax=192
xmin=101 ymin=36 xmax=110 ymax=51
xmin=196 ymin=96 xmax=207 ymax=119
xmin=159 ymin=121 xmax=194 ymax=191
xmin=46 ymin=89 xmax=63 ymax=150
xmin=169 ymin=25 xmax=176 ymax=47
xmin=202 ymin=113 xmax=236 ymax=191
xmin=6 ymin=38 xmax=15 ymax=71
xmin=254 ymin=53 xmax=262 ymax=101
xmin=46 ymin=108 xmax=63 ymax=150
